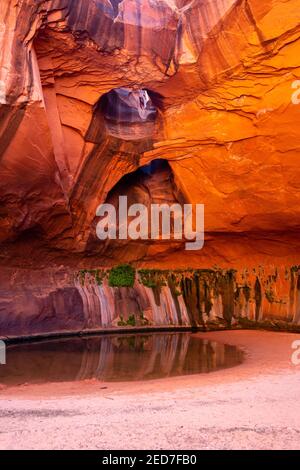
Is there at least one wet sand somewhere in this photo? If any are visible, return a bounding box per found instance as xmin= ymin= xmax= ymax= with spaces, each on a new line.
xmin=0 ymin=330 xmax=300 ymax=450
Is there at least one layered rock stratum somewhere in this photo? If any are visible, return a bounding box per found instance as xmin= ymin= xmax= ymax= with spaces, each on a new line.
xmin=0 ymin=0 xmax=300 ymax=336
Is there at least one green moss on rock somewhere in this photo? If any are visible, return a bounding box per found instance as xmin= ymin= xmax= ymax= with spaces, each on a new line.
xmin=109 ymin=264 xmax=135 ymax=288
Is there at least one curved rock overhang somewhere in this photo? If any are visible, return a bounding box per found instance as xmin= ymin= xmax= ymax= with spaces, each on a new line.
xmin=0 ymin=0 xmax=299 ymax=269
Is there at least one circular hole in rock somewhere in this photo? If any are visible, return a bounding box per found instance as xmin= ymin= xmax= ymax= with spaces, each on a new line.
xmin=87 ymin=87 xmax=163 ymax=141
xmin=101 ymin=87 xmax=157 ymax=123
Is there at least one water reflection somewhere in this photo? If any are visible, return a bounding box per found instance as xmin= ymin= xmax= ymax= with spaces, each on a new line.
xmin=0 ymin=333 xmax=244 ymax=386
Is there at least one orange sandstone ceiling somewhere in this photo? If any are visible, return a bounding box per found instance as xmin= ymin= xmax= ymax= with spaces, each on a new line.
xmin=0 ymin=0 xmax=300 ymax=268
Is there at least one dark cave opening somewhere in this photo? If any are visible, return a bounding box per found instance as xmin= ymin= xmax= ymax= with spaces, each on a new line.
xmin=87 ymin=158 xmax=186 ymax=257
xmin=106 ymin=158 xmax=176 ymax=200
xmin=86 ymin=87 xmax=163 ymax=142
xmin=99 ymin=87 xmax=159 ymax=123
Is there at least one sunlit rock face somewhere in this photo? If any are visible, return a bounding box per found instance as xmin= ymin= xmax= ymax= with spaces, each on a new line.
xmin=0 ymin=0 xmax=300 ymax=271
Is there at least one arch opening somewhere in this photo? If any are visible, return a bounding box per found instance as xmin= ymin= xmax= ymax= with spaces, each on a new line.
xmin=87 ymin=87 xmax=163 ymax=142
xmin=101 ymin=87 xmax=157 ymax=123
xmin=87 ymin=158 xmax=187 ymax=261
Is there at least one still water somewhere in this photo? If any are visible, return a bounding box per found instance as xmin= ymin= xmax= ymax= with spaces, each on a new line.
xmin=0 ymin=333 xmax=244 ymax=386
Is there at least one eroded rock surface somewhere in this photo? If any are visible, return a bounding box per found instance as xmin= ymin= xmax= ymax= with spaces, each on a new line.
xmin=0 ymin=1 xmax=300 ymax=335
xmin=0 ymin=265 xmax=299 ymax=339
xmin=0 ymin=0 xmax=299 ymax=268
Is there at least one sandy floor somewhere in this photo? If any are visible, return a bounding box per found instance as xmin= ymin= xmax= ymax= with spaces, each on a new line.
xmin=0 ymin=330 xmax=300 ymax=450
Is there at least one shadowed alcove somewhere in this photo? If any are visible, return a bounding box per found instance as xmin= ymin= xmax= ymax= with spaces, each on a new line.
xmin=87 ymin=158 xmax=186 ymax=261
xmin=86 ymin=87 xmax=164 ymax=142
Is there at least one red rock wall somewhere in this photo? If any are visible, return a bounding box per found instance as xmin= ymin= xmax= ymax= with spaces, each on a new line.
xmin=0 ymin=1 xmax=300 ymax=336
xmin=0 ymin=266 xmax=299 ymax=340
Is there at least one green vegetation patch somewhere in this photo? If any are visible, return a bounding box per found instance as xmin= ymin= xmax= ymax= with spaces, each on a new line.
xmin=108 ymin=264 xmax=136 ymax=288
xmin=117 ymin=314 xmax=137 ymax=327
xmin=138 ymin=269 xmax=167 ymax=288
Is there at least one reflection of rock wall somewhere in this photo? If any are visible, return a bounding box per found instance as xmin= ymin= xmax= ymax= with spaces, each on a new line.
xmin=1 ymin=1 xmax=300 ymax=338
xmin=0 ymin=266 xmax=299 ymax=339
xmin=0 ymin=333 xmax=243 ymax=386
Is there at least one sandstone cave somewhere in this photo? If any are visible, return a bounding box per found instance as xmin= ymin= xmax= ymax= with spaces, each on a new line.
xmin=0 ymin=0 xmax=300 ymax=450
